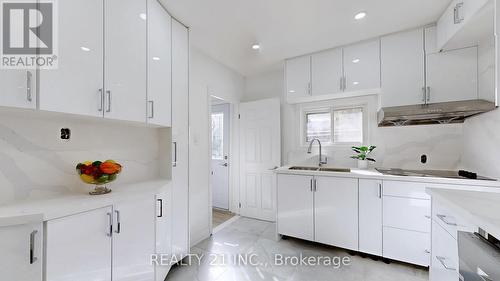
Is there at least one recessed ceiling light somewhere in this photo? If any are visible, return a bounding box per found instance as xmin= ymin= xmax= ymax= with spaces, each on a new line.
xmin=80 ymin=46 xmax=91 ymax=52
xmin=352 ymin=58 xmax=360 ymax=63
xmin=354 ymin=12 xmax=366 ymax=20
xmin=251 ymin=44 xmax=260 ymax=50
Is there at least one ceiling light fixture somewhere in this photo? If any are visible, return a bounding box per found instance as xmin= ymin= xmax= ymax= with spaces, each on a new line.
xmin=251 ymin=44 xmax=260 ymax=50
xmin=352 ymin=58 xmax=360 ymax=63
xmin=354 ymin=12 xmax=367 ymax=20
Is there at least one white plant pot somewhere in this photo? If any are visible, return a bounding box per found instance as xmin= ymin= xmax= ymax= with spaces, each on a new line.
xmin=357 ymin=160 xmax=368 ymax=169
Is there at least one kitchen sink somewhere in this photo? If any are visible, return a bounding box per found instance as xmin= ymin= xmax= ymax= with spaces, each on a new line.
xmin=318 ymin=167 xmax=351 ymax=173
xmin=288 ymin=166 xmax=351 ymax=173
xmin=288 ymin=166 xmax=319 ymax=171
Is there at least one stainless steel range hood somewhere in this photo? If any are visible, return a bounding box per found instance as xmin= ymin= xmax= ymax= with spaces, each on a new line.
xmin=378 ymin=100 xmax=496 ymax=127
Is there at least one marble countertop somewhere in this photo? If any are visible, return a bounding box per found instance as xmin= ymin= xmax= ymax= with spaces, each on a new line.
xmin=0 ymin=179 xmax=171 ymax=227
xmin=427 ymin=188 xmax=500 ymax=238
xmin=275 ymin=165 xmax=500 ymax=189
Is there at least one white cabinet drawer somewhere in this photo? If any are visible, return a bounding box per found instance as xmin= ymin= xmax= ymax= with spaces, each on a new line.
xmin=383 ymin=196 xmax=431 ymax=233
xmin=430 ymin=220 xmax=458 ymax=281
xmin=432 ymin=198 xmax=475 ymax=240
xmin=383 ymin=227 xmax=430 ymax=266
xmin=383 ymin=181 xmax=430 ymax=200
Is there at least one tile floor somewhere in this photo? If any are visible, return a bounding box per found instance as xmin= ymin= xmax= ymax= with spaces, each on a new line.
xmin=166 ymin=218 xmax=429 ymax=281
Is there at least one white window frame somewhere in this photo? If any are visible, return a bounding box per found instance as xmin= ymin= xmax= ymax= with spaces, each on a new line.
xmin=299 ymin=102 xmax=368 ymax=147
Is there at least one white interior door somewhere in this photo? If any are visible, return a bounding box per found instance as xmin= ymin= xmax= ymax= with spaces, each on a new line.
xmin=239 ymin=98 xmax=281 ymax=221
xmin=211 ymin=103 xmax=230 ymax=210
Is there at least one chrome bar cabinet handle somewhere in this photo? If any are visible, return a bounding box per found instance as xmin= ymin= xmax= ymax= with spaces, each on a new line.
xmin=148 ymin=100 xmax=154 ymax=118
xmin=106 ymin=90 xmax=112 ymax=112
xmin=172 ymin=142 xmax=178 ymax=167
xmin=107 ymin=212 xmax=113 ymax=237
xmin=157 ymin=199 xmax=163 ymax=218
xmin=26 ymin=71 xmax=32 ymax=102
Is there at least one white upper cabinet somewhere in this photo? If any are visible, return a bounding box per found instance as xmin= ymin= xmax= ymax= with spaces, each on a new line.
xmin=381 ymin=28 xmax=425 ymax=107
xmin=0 ymin=70 xmax=37 ymax=109
xmin=0 ymin=222 xmax=43 ymax=281
xmin=436 ymin=0 xmax=491 ymax=51
xmin=426 ymin=46 xmax=478 ymax=103
xmin=39 ymin=0 xmax=104 ymax=117
xmin=147 ymin=0 xmax=172 ymax=127
xmin=104 ymin=0 xmax=147 ymax=122
xmin=285 ymin=56 xmax=311 ymax=99
xmin=311 ymin=48 xmax=343 ymax=95
xmin=343 ymin=39 xmax=381 ymax=92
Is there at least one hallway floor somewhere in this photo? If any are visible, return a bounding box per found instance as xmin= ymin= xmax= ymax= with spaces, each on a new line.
xmin=212 ymin=208 xmax=235 ymax=229
xmin=166 ymin=218 xmax=428 ymax=281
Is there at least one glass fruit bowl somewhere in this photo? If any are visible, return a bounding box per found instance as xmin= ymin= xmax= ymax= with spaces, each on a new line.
xmin=76 ymin=160 xmax=122 ymax=195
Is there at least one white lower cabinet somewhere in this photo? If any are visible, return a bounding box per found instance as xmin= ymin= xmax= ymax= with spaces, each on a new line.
xmin=382 ymin=181 xmax=431 ymax=266
xmin=45 ymin=196 xmax=160 ymax=281
xmin=46 ymin=206 xmax=113 ymax=281
xmin=383 ymin=227 xmax=430 ymax=267
xmin=314 ymin=176 xmax=358 ymax=251
xmin=359 ymin=179 xmax=383 ymax=256
xmin=277 ymin=174 xmax=314 ymax=241
xmin=0 ymin=70 xmax=37 ymax=110
xmin=430 ymin=220 xmax=459 ymax=281
xmin=277 ymin=175 xmax=433 ymax=266
xmin=155 ymin=190 xmax=172 ymax=281
xmin=0 ymin=222 xmax=43 ymax=281
xmin=383 ymin=196 xmax=431 ymax=232
xmin=112 ymin=196 xmax=155 ymax=281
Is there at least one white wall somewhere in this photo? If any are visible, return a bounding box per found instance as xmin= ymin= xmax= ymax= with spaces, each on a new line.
xmin=243 ymin=69 xmax=464 ymax=170
xmin=189 ymin=48 xmax=244 ymax=245
xmin=0 ymin=109 xmax=162 ymax=205
xmin=462 ymin=110 xmax=500 ymax=178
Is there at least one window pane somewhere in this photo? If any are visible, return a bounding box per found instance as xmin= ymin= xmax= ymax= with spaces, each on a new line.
xmin=333 ymin=108 xmax=363 ymax=143
xmin=306 ymin=112 xmax=332 ymax=143
xmin=211 ymin=113 xmax=224 ymax=160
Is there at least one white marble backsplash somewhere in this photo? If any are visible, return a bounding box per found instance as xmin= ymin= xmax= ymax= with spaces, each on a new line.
xmin=0 ymin=110 xmax=163 ymax=205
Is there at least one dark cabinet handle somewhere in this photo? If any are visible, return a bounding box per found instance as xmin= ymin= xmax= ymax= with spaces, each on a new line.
xmin=29 ymin=230 xmax=38 ymax=264
xmin=157 ymin=199 xmax=163 ymax=217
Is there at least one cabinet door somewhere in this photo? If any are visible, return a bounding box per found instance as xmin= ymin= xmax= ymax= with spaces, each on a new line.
xmin=46 ymin=207 xmax=112 ymax=281
xmin=155 ymin=190 xmax=172 ymax=280
xmin=147 ymin=0 xmax=172 ymax=127
xmin=277 ymin=174 xmax=314 ymax=241
xmin=381 ymin=28 xmax=425 ymax=107
xmin=359 ymin=179 xmax=382 ymax=256
xmin=171 ymin=19 xmax=190 ymax=260
xmin=113 ymin=196 xmax=155 ymax=281
xmin=285 ymin=56 xmax=311 ymax=99
xmin=311 ymin=49 xmax=343 ymax=95
xmin=0 ymin=222 xmax=42 ymax=281
xmin=314 ymin=176 xmax=358 ymax=251
xmin=104 ymin=0 xmax=147 ymax=122
xmin=39 ymin=0 xmax=104 ymax=117
xmin=343 ymin=39 xmax=380 ymax=92
xmin=426 ymin=46 xmax=478 ymax=103
xmin=383 ymin=196 xmax=431 ymax=233
xmin=0 ymin=70 xmax=37 ymax=109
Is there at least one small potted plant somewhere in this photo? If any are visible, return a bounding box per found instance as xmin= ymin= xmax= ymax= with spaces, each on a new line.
xmin=351 ymin=146 xmax=376 ymax=169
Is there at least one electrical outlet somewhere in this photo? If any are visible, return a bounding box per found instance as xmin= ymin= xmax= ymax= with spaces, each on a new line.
xmin=60 ymin=128 xmax=71 ymax=140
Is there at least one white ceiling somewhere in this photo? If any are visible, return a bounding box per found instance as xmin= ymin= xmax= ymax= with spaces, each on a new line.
xmin=162 ymin=0 xmax=451 ymax=76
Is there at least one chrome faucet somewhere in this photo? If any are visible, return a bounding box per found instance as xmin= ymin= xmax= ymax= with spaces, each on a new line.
xmin=307 ymin=138 xmax=327 ymax=166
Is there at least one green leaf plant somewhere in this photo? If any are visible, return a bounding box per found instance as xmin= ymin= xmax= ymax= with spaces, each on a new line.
xmin=351 ymin=146 xmax=376 ymax=162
